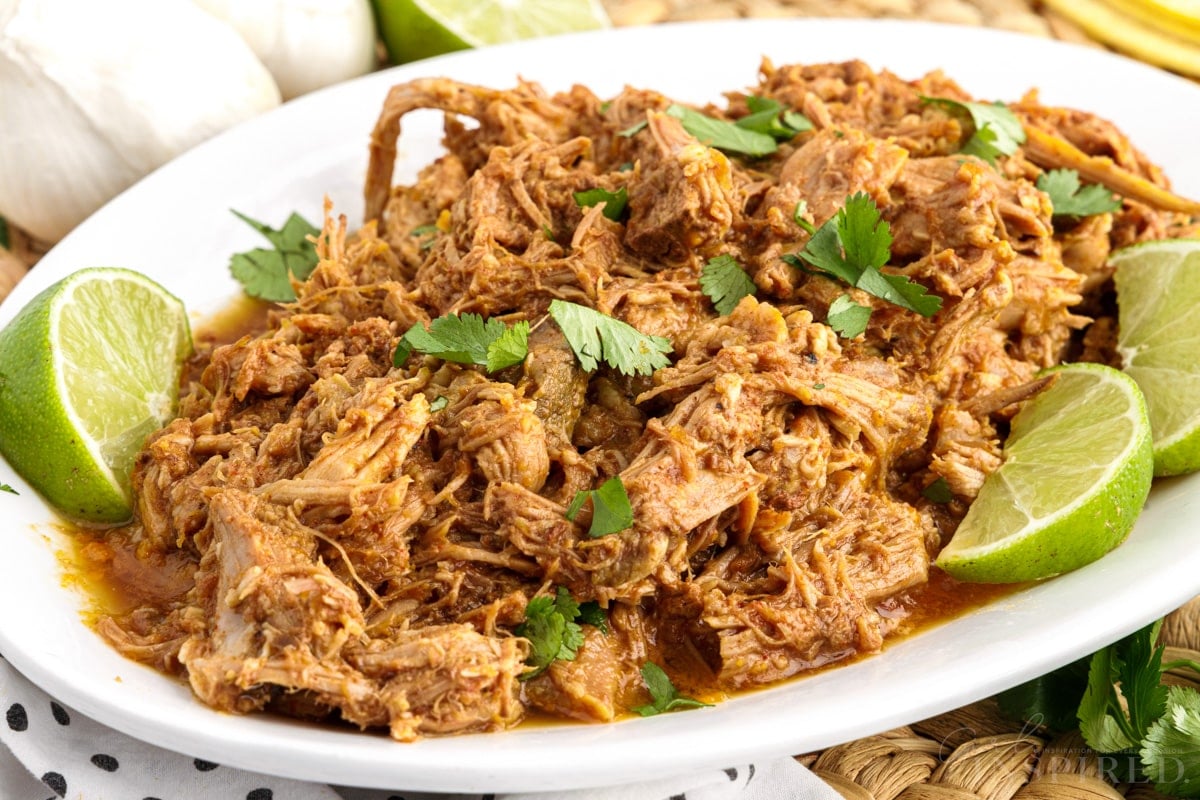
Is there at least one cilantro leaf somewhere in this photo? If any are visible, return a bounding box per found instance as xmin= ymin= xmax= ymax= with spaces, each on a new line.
xmin=826 ymin=293 xmax=870 ymax=338
xmin=574 ymin=186 xmax=629 ymax=222
xmin=547 ymin=300 xmax=672 ymax=377
xmin=429 ymin=396 xmax=448 ymax=412
xmin=393 ymin=314 xmax=529 ymax=372
xmin=736 ymin=96 xmax=813 ymax=142
xmin=228 ymin=210 xmax=320 ymax=302
xmin=0 ymin=216 xmax=9 ymax=250
xmin=996 ymin=656 xmax=1090 ymax=733
xmin=921 ymin=476 xmax=954 ymax=504
xmin=515 ymin=587 xmax=605 ymax=679
xmin=664 ymin=104 xmax=777 ymax=157
xmin=632 ymin=662 xmax=712 ymax=716
xmin=1142 ymin=686 xmax=1200 ymax=796
xmin=565 ymin=476 xmax=633 ymax=538
xmin=576 ymin=601 xmax=608 ymax=634
xmin=921 ymin=97 xmax=1026 ymax=165
xmin=700 ymin=255 xmax=757 ymax=316
xmin=0 ymin=483 xmax=17 ymax=495
xmin=619 ymin=120 xmax=648 ymax=138
xmin=785 ymin=193 xmax=941 ymax=336
xmin=1079 ymin=622 xmax=1166 ymax=754
xmin=1036 ymin=169 xmax=1122 ymax=218
xmin=410 ymin=223 xmax=440 ymax=250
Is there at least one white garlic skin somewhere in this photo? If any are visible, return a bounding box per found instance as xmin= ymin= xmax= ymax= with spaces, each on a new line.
xmin=0 ymin=0 xmax=281 ymax=242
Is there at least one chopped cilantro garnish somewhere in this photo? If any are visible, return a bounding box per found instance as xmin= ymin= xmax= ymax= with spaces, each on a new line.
xmin=735 ymin=96 xmax=812 ymax=142
xmin=921 ymin=476 xmax=954 ymax=504
xmin=0 ymin=216 xmax=9 ymax=251
xmin=619 ymin=120 xmax=648 ymax=138
xmin=393 ymin=313 xmax=529 ymax=373
xmin=573 ymin=186 xmax=629 ymax=222
xmin=515 ymin=587 xmax=607 ymax=679
xmin=1037 ymin=169 xmax=1122 ymax=218
xmin=565 ymin=476 xmax=633 ymax=538
xmin=921 ymin=96 xmax=1025 ymax=165
xmin=699 ymin=254 xmax=757 ymax=316
xmin=410 ymin=223 xmax=440 ymax=250
xmin=0 ymin=482 xmax=17 ymax=495
xmin=228 ymin=209 xmax=320 ymax=302
xmin=429 ymin=396 xmax=448 ymax=412
xmin=783 ymin=192 xmax=941 ymax=336
xmin=826 ymin=293 xmax=871 ymax=339
xmin=547 ymin=300 xmax=672 ymax=377
xmin=664 ymin=104 xmax=777 ymax=157
xmin=632 ymin=662 xmax=712 ymax=716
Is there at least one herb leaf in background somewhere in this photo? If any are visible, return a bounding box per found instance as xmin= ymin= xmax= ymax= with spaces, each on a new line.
xmin=665 ymin=104 xmax=778 ymax=157
xmin=228 ymin=209 xmax=320 ymax=302
xmin=1037 ymin=169 xmax=1122 ymax=218
xmin=574 ymin=186 xmax=629 ymax=221
xmin=1141 ymin=686 xmax=1200 ymax=796
xmin=1079 ymin=621 xmax=1167 ymax=754
xmin=996 ymin=656 xmax=1091 ymax=734
xmin=548 ymin=300 xmax=672 ymax=376
xmin=565 ymin=476 xmax=634 ymax=537
xmin=700 ymin=254 xmax=757 ymax=315
xmin=921 ymin=97 xmax=1026 ymax=165
xmin=633 ymin=662 xmax=712 ymax=716
xmin=393 ymin=313 xmax=529 ymax=372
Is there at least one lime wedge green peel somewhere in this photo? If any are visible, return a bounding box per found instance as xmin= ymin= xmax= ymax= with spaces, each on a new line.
xmin=374 ymin=0 xmax=610 ymax=64
xmin=0 ymin=268 xmax=192 ymax=524
xmin=1112 ymin=238 xmax=1200 ymax=476
xmin=936 ymin=363 xmax=1153 ymax=584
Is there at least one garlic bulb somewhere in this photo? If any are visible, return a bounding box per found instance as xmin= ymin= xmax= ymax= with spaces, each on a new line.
xmin=192 ymin=0 xmax=378 ymax=101
xmin=0 ymin=0 xmax=281 ymax=243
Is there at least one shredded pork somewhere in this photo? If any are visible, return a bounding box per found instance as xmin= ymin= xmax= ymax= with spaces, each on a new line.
xmin=94 ymin=58 xmax=1199 ymax=740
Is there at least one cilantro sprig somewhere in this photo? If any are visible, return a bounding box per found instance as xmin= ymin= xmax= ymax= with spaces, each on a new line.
xmin=699 ymin=255 xmax=757 ymax=316
xmin=632 ymin=663 xmax=712 ymax=716
xmin=228 ymin=209 xmax=320 ymax=302
xmin=574 ymin=186 xmax=629 ymax=222
xmin=393 ymin=313 xmax=529 ymax=372
xmin=547 ymin=300 xmax=672 ymax=377
xmin=921 ymin=96 xmax=1025 ymax=165
xmin=664 ymin=104 xmax=777 ymax=157
xmin=515 ymin=587 xmax=607 ymax=679
xmin=998 ymin=621 xmax=1200 ymax=795
xmin=783 ymin=192 xmax=942 ymax=336
xmin=565 ymin=476 xmax=633 ymax=538
xmin=1037 ymin=169 xmax=1122 ymax=219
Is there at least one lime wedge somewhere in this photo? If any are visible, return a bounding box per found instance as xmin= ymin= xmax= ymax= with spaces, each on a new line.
xmin=0 ymin=267 xmax=192 ymax=524
xmin=935 ymin=363 xmax=1153 ymax=584
xmin=1113 ymin=239 xmax=1200 ymax=476
xmin=373 ymin=0 xmax=610 ymax=64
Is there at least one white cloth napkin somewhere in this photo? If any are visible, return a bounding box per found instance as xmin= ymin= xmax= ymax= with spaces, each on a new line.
xmin=0 ymin=657 xmax=841 ymax=800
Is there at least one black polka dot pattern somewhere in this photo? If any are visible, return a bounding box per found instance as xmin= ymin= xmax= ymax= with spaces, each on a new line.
xmin=246 ymin=789 xmax=273 ymax=800
xmin=6 ymin=703 xmax=27 ymax=731
xmin=91 ymin=753 xmax=119 ymax=772
xmin=41 ymin=771 xmax=67 ymax=797
xmin=194 ymin=758 xmax=219 ymax=771
xmin=50 ymin=702 xmax=69 ymax=726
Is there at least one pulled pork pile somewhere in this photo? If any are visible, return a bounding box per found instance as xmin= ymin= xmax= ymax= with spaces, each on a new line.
xmin=95 ymin=59 xmax=1199 ymax=740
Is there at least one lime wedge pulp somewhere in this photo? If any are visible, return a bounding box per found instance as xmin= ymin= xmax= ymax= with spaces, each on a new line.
xmin=374 ymin=0 xmax=611 ymax=64
xmin=936 ymin=363 xmax=1153 ymax=584
xmin=1113 ymin=238 xmax=1200 ymax=476
xmin=0 ymin=267 xmax=192 ymax=524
